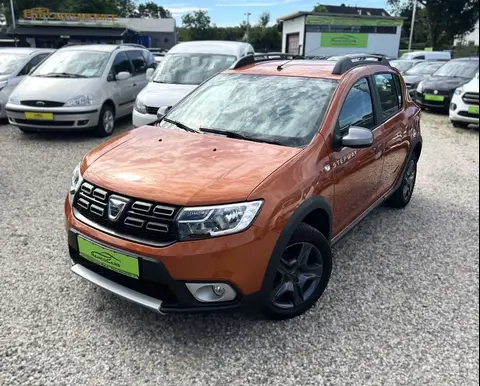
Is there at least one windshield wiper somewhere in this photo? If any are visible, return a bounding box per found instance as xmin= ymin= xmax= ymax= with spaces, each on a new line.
xmin=164 ymin=118 xmax=202 ymax=133
xmin=200 ymin=128 xmax=284 ymax=146
xmin=37 ymin=72 xmax=87 ymax=78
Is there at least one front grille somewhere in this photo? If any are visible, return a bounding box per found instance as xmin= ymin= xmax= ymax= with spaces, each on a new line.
xmin=15 ymin=119 xmax=74 ymax=126
xmin=21 ymin=100 xmax=64 ymax=107
xmin=463 ymin=92 xmax=479 ymax=106
xmin=73 ymin=181 xmax=179 ymax=246
xmin=424 ymin=89 xmax=450 ymax=96
xmin=146 ymin=106 xmax=159 ymax=115
xmin=458 ymin=111 xmax=479 ymax=118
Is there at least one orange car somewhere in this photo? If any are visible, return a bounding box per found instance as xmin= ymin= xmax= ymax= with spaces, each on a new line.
xmin=65 ymin=54 xmax=422 ymax=319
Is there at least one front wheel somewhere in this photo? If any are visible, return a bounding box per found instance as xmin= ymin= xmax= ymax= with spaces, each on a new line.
xmin=94 ymin=104 xmax=115 ymax=137
xmin=262 ymin=223 xmax=332 ymax=320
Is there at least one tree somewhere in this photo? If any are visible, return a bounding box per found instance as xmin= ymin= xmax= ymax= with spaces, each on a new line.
xmin=181 ymin=10 xmax=211 ymax=40
xmin=313 ymin=4 xmax=328 ymax=13
xmin=398 ymin=4 xmax=429 ymax=47
xmin=388 ymin=0 xmax=479 ymax=50
xmin=258 ymin=12 xmax=270 ymax=28
xmin=136 ymin=2 xmax=171 ymax=18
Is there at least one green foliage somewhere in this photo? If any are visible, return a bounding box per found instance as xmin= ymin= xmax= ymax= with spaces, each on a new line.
xmin=258 ymin=12 xmax=270 ymax=28
xmin=313 ymin=4 xmax=329 ymax=13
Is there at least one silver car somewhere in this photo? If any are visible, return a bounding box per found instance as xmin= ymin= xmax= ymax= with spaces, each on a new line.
xmin=6 ymin=44 xmax=156 ymax=136
xmin=0 ymin=48 xmax=54 ymax=118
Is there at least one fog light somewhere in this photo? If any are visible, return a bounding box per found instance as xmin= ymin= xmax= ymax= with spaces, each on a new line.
xmin=185 ymin=283 xmax=236 ymax=303
xmin=450 ymin=103 xmax=457 ymax=111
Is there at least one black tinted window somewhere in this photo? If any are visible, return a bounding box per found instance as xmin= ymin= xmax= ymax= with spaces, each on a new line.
xmin=20 ymin=53 xmax=49 ymax=75
xmin=126 ymin=51 xmax=147 ymax=74
xmin=112 ymin=52 xmax=132 ymax=75
xmin=339 ymin=78 xmax=375 ymax=130
xmin=374 ymin=74 xmax=401 ymax=119
xmin=142 ymin=50 xmax=157 ymax=69
xmin=393 ymin=74 xmax=403 ymax=107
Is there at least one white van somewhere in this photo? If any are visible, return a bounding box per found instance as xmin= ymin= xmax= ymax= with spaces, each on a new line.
xmin=401 ymin=51 xmax=451 ymax=61
xmin=132 ymin=41 xmax=254 ymax=127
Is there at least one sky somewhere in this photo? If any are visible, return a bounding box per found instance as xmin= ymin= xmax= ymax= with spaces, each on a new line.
xmin=163 ymin=0 xmax=391 ymax=27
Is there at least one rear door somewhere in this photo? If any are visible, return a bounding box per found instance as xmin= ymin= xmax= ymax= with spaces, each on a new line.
xmin=126 ymin=50 xmax=148 ymax=98
xmin=372 ymin=72 xmax=410 ymax=195
xmin=331 ymin=77 xmax=384 ymax=236
xmin=108 ymin=51 xmax=135 ymax=117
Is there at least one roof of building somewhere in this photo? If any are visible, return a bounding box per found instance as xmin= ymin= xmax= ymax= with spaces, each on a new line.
xmin=278 ymin=6 xmax=402 ymax=22
xmin=118 ymin=18 xmax=176 ymax=33
xmin=9 ymin=26 xmax=134 ymax=38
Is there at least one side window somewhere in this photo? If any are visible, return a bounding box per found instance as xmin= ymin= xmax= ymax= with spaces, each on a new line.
xmin=111 ymin=52 xmax=133 ymax=75
xmin=338 ymin=78 xmax=375 ymax=130
xmin=416 ymin=55 xmax=425 ymax=60
xmin=374 ymin=73 xmax=402 ymax=119
xmin=126 ymin=50 xmax=147 ymax=74
xmin=393 ymin=74 xmax=403 ymax=108
xmin=19 ymin=54 xmax=49 ymax=76
xmin=141 ymin=50 xmax=157 ymax=69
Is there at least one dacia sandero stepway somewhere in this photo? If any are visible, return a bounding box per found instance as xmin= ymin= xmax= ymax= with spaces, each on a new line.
xmin=65 ymin=54 xmax=422 ymax=320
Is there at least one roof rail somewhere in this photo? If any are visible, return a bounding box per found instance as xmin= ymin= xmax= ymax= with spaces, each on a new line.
xmin=332 ymin=54 xmax=390 ymax=75
xmin=231 ymin=53 xmax=304 ymax=70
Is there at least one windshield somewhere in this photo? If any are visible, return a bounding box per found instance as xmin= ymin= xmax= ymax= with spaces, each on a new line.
xmin=152 ymin=53 xmax=237 ymax=85
xmin=0 ymin=53 xmax=28 ymax=75
xmin=433 ymin=60 xmax=479 ymax=78
xmin=163 ymin=74 xmax=338 ymax=147
xmin=404 ymin=61 xmax=444 ymax=75
xmin=390 ymin=60 xmax=417 ymax=73
xmin=32 ymin=50 xmax=110 ymax=78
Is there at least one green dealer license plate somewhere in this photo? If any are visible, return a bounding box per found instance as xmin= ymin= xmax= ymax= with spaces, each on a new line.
xmin=468 ymin=106 xmax=479 ymax=115
xmin=77 ymin=237 xmax=139 ymax=279
xmin=424 ymin=94 xmax=445 ymax=102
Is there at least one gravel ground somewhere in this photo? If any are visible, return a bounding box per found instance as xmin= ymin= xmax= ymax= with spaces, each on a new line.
xmin=0 ymin=113 xmax=478 ymax=386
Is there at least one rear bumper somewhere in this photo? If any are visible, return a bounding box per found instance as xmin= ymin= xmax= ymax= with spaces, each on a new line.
xmin=6 ymin=103 xmax=101 ymax=130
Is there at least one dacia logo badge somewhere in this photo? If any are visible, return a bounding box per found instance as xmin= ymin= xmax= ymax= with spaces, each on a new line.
xmin=108 ymin=195 xmax=129 ymax=221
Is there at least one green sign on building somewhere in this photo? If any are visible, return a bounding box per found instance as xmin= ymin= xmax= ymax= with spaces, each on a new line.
xmin=321 ymin=33 xmax=369 ymax=48
xmin=306 ymin=15 xmax=403 ymax=27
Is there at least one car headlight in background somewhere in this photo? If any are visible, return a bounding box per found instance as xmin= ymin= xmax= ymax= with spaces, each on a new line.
xmin=65 ymin=95 xmax=94 ymax=107
xmin=69 ymin=162 xmax=83 ymax=203
xmin=7 ymin=92 xmax=20 ymax=105
xmin=454 ymin=86 xmax=465 ymax=96
xmin=134 ymin=98 xmax=147 ymax=114
xmin=416 ymin=81 xmax=425 ymax=93
xmin=0 ymin=80 xmax=7 ymax=92
xmin=177 ymin=200 xmax=263 ymax=240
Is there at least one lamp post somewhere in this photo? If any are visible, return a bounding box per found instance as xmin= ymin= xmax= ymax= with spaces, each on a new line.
xmin=408 ymin=0 xmax=418 ymax=52
xmin=244 ymin=12 xmax=251 ymax=42
xmin=10 ymin=0 xmax=16 ymax=29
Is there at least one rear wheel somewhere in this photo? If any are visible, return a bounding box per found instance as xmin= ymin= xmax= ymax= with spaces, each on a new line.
xmin=262 ymin=223 xmax=332 ymax=320
xmin=386 ymin=154 xmax=418 ymax=208
xmin=94 ymin=104 xmax=115 ymax=137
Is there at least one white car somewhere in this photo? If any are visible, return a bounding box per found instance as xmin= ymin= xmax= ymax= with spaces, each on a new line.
xmin=0 ymin=48 xmax=54 ymax=118
xmin=132 ymin=41 xmax=254 ymax=127
xmin=6 ymin=44 xmax=156 ymax=136
xmin=450 ymin=73 xmax=479 ymax=128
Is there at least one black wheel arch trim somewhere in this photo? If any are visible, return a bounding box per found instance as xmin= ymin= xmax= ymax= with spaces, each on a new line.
xmin=258 ymin=196 xmax=333 ymax=303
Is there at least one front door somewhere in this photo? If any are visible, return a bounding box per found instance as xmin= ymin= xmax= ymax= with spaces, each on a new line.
xmin=109 ymin=51 xmax=135 ymax=117
xmin=126 ymin=50 xmax=149 ymax=100
xmin=331 ymin=77 xmax=384 ymax=237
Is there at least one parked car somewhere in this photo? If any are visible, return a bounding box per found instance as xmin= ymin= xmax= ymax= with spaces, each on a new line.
xmin=450 ymin=72 xmax=479 ymax=128
xmin=415 ymin=57 xmax=479 ymax=112
xmin=402 ymin=61 xmax=445 ymax=96
xmin=6 ymin=44 xmax=156 ymax=136
xmin=390 ymin=59 xmax=424 ymax=74
xmin=401 ymin=51 xmax=451 ymax=61
xmin=132 ymin=41 xmax=255 ymax=127
xmin=66 ymin=54 xmax=422 ymax=320
xmin=0 ymin=48 xmax=54 ymax=118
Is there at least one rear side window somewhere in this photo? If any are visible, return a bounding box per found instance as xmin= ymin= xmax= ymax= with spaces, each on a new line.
xmin=112 ymin=52 xmax=133 ymax=75
xmin=126 ymin=50 xmax=147 ymax=74
xmin=374 ymin=73 xmax=402 ymax=119
xmin=393 ymin=74 xmax=403 ymax=107
xmin=142 ymin=50 xmax=157 ymax=69
xmin=338 ymin=78 xmax=375 ymax=130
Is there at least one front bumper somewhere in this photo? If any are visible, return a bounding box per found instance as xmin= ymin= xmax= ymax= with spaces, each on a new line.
xmin=6 ymin=103 xmax=101 ymax=131
xmin=132 ymin=109 xmax=157 ymax=128
xmin=449 ymin=93 xmax=479 ymax=124
xmin=415 ymin=91 xmax=452 ymax=111
xmin=65 ymin=198 xmax=278 ymax=313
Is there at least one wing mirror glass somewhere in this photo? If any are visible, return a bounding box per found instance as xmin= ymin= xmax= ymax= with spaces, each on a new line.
xmin=341 ymin=126 xmax=374 ymax=148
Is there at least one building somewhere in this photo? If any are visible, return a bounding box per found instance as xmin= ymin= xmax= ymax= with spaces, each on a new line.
xmin=278 ymin=5 xmax=404 ymax=58
xmin=7 ymin=7 xmax=176 ymax=49
xmin=454 ymin=20 xmax=480 ymax=46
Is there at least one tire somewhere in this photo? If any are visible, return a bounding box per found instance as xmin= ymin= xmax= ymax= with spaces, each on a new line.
xmin=262 ymin=223 xmax=332 ymax=320
xmin=451 ymin=120 xmax=469 ymax=129
xmin=386 ymin=153 xmax=418 ymax=208
xmin=93 ymin=104 xmax=115 ymax=137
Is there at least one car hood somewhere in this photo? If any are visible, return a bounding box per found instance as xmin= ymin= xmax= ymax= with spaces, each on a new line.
xmin=82 ymin=125 xmax=301 ymax=206
xmin=403 ymin=74 xmax=428 ymax=85
xmin=12 ymin=76 xmax=100 ymax=102
xmin=422 ymin=76 xmax=471 ymax=92
xmin=463 ymin=77 xmax=479 ymax=93
xmin=137 ymin=82 xmax=197 ymax=108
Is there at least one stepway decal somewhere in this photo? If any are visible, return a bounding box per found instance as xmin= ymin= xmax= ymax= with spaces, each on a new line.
xmin=321 ymin=33 xmax=369 ymax=48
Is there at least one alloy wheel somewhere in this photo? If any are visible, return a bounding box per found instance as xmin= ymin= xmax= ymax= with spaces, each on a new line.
xmin=402 ymin=159 xmax=417 ymax=201
xmin=103 ymin=110 xmax=115 ymax=134
xmin=271 ymin=242 xmax=324 ymax=309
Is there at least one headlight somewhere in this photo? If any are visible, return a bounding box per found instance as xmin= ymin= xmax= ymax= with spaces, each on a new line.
xmin=134 ymin=98 xmax=147 ymax=114
xmin=416 ymin=81 xmax=425 ymax=93
xmin=0 ymin=80 xmax=7 ymax=91
xmin=454 ymin=86 xmax=464 ymax=96
xmin=65 ymin=95 xmax=94 ymax=107
xmin=177 ymin=200 xmax=263 ymax=240
xmin=69 ymin=163 xmax=83 ymax=202
xmin=8 ymin=92 xmax=20 ymax=105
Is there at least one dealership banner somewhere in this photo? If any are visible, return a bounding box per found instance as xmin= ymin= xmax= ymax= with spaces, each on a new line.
xmin=321 ymin=33 xmax=369 ymax=48
xmin=306 ymin=15 xmax=403 ymax=27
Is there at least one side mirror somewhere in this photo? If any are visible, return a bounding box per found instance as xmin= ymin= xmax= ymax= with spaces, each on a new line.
xmin=116 ymin=71 xmax=131 ymax=81
xmin=341 ymin=126 xmax=374 ymax=149
xmin=157 ymin=105 xmax=172 ymax=119
xmin=146 ymin=68 xmax=155 ymax=81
